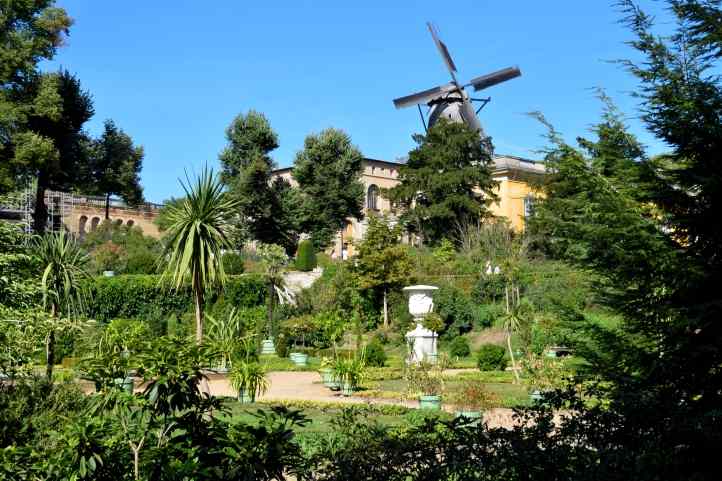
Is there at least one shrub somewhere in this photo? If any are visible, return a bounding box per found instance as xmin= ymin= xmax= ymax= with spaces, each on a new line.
xmin=364 ymin=340 xmax=387 ymax=367
xmin=222 ymin=252 xmax=245 ymax=275
xmin=476 ymin=303 xmax=506 ymax=328
xmin=295 ymin=240 xmax=317 ymax=271
xmin=434 ymin=285 xmax=476 ymax=336
xmin=476 ymin=344 xmax=507 ymax=371
xmin=85 ymin=274 xmax=266 ymax=322
xmin=448 ymin=336 xmax=471 ymax=358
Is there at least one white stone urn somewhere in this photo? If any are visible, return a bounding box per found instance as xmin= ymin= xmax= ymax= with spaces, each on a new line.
xmin=403 ymin=285 xmax=438 ymax=320
xmin=403 ymin=285 xmax=439 ymax=364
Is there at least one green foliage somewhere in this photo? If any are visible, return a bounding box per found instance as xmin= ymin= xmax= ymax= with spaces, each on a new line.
xmin=0 ymin=221 xmax=41 ymax=309
xmin=83 ymin=220 xmax=162 ymax=275
xmin=476 ymin=344 xmax=507 ymax=371
xmin=230 ymin=361 xmax=269 ymax=401
xmin=433 ymin=284 xmax=476 ymax=336
xmin=83 ymin=119 xmax=144 ymax=210
xmin=447 ymin=335 xmax=471 ymax=358
xmin=295 ymin=239 xmax=317 ymax=271
xmin=0 ymin=1 xmax=72 ymax=190
xmin=293 ymin=128 xmax=365 ymax=249
xmin=33 ymin=231 xmax=91 ymax=317
xmin=388 ymin=119 xmax=498 ymax=245
xmin=354 ymin=215 xmax=413 ymax=327
xmin=220 ymin=110 xmax=301 ymax=253
xmin=222 ymin=251 xmax=245 ymax=275
xmin=363 ymin=339 xmax=387 ymax=367
xmin=476 ymin=303 xmax=505 ymax=328
xmin=160 ymin=167 xmax=239 ymax=341
xmin=85 ymin=274 xmax=266 ymax=322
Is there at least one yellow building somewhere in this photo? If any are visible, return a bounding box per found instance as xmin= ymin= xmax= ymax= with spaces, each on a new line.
xmin=272 ymin=154 xmax=544 ymax=257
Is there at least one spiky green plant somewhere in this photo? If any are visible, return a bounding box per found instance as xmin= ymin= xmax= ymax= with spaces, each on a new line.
xmin=33 ymin=230 xmax=91 ymax=380
xmin=160 ymin=168 xmax=239 ymax=343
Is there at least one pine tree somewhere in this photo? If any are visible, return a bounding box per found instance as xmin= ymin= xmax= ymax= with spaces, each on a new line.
xmin=388 ymin=119 xmax=497 ymax=246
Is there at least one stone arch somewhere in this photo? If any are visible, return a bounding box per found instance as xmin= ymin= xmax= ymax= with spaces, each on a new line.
xmin=126 ymin=219 xmax=135 ymax=228
xmin=90 ymin=217 xmax=101 ymax=231
xmin=113 ymin=218 xmax=123 ymax=227
xmin=78 ymin=215 xmax=88 ymax=237
xmin=367 ymin=184 xmax=379 ymax=210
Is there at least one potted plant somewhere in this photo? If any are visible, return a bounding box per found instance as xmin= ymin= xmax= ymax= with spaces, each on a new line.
xmin=450 ymin=379 xmax=498 ymax=425
xmin=405 ymin=361 xmax=444 ymax=410
xmin=522 ymin=354 xmax=568 ymax=403
xmin=205 ymin=309 xmax=246 ymax=373
xmin=319 ymin=356 xmax=335 ymax=387
xmin=287 ymin=315 xmax=312 ymax=366
xmin=230 ymin=361 xmax=269 ymax=403
xmin=334 ymin=355 xmax=365 ymax=396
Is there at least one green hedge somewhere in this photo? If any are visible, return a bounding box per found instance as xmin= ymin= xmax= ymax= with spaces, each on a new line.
xmin=295 ymin=240 xmax=317 ymax=271
xmin=86 ymin=274 xmax=266 ymax=322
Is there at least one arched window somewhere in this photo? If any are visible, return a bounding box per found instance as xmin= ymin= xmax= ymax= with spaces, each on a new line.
xmin=367 ymin=184 xmax=379 ymax=210
xmin=126 ymin=219 xmax=134 ymax=228
xmin=90 ymin=217 xmax=101 ymax=231
xmin=113 ymin=218 xmax=123 ymax=227
xmin=78 ymin=216 xmax=88 ymax=236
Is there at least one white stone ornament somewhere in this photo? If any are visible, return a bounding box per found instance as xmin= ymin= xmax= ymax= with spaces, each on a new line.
xmin=403 ymin=285 xmax=439 ymax=364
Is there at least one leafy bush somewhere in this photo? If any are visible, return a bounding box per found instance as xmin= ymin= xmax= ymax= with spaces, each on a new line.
xmin=222 ymin=252 xmax=245 ymax=275
xmin=476 ymin=344 xmax=507 ymax=371
xmin=364 ymin=339 xmax=387 ymax=367
xmin=448 ymin=336 xmax=471 ymax=358
xmin=476 ymin=303 xmax=506 ymax=328
xmin=434 ymin=285 xmax=476 ymax=336
xmin=85 ymin=274 xmax=266 ymax=322
xmin=295 ymin=240 xmax=317 ymax=271
xmin=472 ymin=273 xmax=505 ymax=304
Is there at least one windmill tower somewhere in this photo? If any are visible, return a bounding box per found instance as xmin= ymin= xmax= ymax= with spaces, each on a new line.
xmin=393 ymin=23 xmax=521 ymax=137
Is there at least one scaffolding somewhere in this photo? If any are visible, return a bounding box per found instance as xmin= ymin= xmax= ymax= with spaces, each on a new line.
xmin=0 ymin=183 xmax=161 ymax=234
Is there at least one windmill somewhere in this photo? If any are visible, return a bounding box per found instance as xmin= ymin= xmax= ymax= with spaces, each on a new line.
xmin=393 ymin=22 xmax=521 ymax=137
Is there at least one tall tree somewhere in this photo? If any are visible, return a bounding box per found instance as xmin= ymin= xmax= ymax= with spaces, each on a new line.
xmin=354 ymin=215 xmax=412 ymax=328
xmin=388 ymin=119 xmax=498 ymax=246
xmin=21 ymin=70 xmax=94 ymax=233
xmin=86 ymin=119 xmax=144 ymax=219
xmin=160 ymin=168 xmax=239 ymax=343
xmin=0 ymin=1 xmax=72 ymax=192
xmin=219 ymin=111 xmax=300 ymax=253
xmin=293 ymin=128 xmax=365 ymax=249
xmin=523 ymin=2 xmax=722 ymax=476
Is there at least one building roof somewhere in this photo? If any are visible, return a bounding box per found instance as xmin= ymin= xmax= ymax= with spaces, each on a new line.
xmin=271 ymin=154 xmax=544 ymax=176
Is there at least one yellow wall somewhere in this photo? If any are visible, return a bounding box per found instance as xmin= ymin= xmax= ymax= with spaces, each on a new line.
xmin=489 ymin=178 xmax=536 ymax=232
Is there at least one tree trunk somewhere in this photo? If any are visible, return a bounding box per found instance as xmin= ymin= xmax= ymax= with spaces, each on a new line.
xmin=194 ymin=285 xmax=203 ymax=344
xmin=266 ymin=279 xmax=274 ymax=338
xmin=383 ymin=288 xmax=389 ymax=328
xmin=33 ymin=173 xmax=48 ymax=234
xmin=105 ymin=192 xmax=110 ymax=220
xmin=45 ymin=329 xmax=55 ymax=383
xmin=507 ymin=330 xmax=520 ymax=384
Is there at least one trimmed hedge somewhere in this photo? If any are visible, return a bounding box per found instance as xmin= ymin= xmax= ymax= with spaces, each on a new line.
xmin=295 ymin=240 xmax=317 ymax=271
xmin=86 ymin=274 xmax=266 ymax=322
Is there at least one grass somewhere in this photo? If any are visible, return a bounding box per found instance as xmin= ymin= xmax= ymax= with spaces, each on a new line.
xmin=359 ymin=370 xmax=530 ymax=408
xmin=220 ymin=399 xmax=452 ymax=436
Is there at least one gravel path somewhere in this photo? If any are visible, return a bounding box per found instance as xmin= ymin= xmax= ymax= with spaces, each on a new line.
xmin=207 ymin=370 xmax=520 ymax=429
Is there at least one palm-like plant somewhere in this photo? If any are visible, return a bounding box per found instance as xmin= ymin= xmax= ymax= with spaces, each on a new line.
xmin=33 ymin=231 xmax=91 ymax=381
xmin=160 ymin=168 xmax=239 ymax=343
xmin=230 ymin=361 xmax=269 ymax=403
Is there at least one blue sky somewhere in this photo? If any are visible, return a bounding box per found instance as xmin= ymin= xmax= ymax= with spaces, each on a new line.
xmin=45 ymin=1 xmax=670 ymax=203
